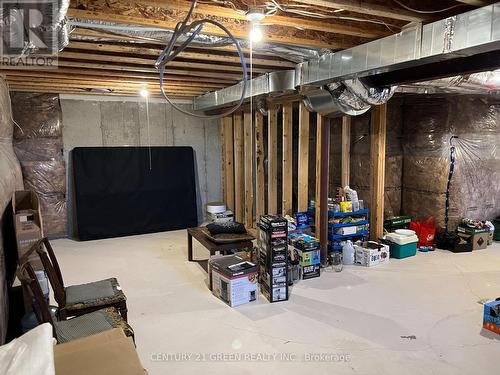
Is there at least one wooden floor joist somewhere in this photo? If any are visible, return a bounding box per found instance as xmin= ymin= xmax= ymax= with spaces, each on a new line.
xmin=66 ymin=41 xmax=295 ymax=69
xmin=370 ymin=104 xmax=387 ymax=241
xmin=297 ymin=103 xmax=310 ymax=212
xmin=243 ymin=109 xmax=254 ymax=228
xmin=255 ymin=111 xmax=265 ymax=224
xmin=282 ymin=103 xmax=293 ymax=216
xmin=267 ymin=106 xmax=278 ymax=215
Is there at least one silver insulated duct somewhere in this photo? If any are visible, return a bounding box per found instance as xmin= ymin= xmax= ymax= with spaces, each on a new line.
xmin=194 ymin=2 xmax=500 ymax=116
xmin=0 ymin=0 xmax=70 ymax=57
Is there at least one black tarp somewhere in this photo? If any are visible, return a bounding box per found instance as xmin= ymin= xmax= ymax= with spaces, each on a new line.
xmin=72 ymin=147 xmax=197 ymax=240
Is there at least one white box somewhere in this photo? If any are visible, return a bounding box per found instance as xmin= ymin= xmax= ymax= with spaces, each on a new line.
xmin=354 ymin=241 xmax=390 ymax=267
xmin=335 ymin=226 xmax=357 ymax=235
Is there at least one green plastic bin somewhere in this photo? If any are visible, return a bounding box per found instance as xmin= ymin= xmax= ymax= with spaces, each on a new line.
xmin=388 ymin=241 xmax=417 ymax=259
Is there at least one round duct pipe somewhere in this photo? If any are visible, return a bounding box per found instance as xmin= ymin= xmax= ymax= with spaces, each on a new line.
xmin=301 ymin=78 xmax=395 ymax=117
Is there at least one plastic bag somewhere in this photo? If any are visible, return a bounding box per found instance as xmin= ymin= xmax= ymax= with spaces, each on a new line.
xmin=410 ymin=217 xmax=436 ymax=247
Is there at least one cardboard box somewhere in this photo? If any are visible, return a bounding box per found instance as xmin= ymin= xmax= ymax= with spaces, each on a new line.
xmin=13 ymin=190 xmax=43 ymax=270
xmin=334 ymin=226 xmax=357 ymax=236
xmin=354 ymin=241 xmax=390 ymax=267
xmin=483 ymin=299 xmax=500 ymax=335
xmin=458 ymin=232 xmax=489 ymax=250
xmin=54 ymin=329 xmax=145 ymax=375
xmin=210 ymin=255 xmax=259 ymax=307
xmin=302 ymin=264 xmax=320 ymax=279
xmin=457 ymin=225 xmax=489 ymax=235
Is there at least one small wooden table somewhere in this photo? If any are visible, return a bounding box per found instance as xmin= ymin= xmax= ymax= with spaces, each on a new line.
xmin=187 ymin=227 xmax=254 ymax=266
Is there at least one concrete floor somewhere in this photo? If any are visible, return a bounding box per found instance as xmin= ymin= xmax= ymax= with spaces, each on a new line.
xmin=51 ymin=231 xmax=500 ymax=375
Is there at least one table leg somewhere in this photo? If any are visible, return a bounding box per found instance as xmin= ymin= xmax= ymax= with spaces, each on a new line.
xmin=188 ymin=232 xmax=193 ymax=261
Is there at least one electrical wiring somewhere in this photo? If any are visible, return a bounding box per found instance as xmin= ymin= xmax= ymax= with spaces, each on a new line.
xmin=392 ymin=0 xmax=466 ymax=14
xmin=155 ymin=0 xmax=248 ymax=119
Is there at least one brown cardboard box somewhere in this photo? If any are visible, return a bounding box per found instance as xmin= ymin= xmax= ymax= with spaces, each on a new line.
xmin=13 ymin=191 xmax=43 ymax=270
xmin=458 ymin=232 xmax=489 ymax=251
xmin=54 ymin=329 xmax=146 ymax=375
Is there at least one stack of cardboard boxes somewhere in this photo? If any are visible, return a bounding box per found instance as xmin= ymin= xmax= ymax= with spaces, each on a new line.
xmin=13 ymin=190 xmax=43 ymax=270
xmin=258 ymin=215 xmax=288 ymax=303
xmin=288 ymin=232 xmax=321 ymax=279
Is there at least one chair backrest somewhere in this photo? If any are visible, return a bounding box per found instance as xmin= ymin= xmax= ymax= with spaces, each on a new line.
xmin=16 ymin=258 xmax=57 ymax=338
xmin=35 ymin=238 xmax=66 ymax=306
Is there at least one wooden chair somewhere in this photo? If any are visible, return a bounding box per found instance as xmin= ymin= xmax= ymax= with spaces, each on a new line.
xmin=17 ymin=259 xmax=134 ymax=344
xmin=34 ymin=238 xmax=128 ymax=321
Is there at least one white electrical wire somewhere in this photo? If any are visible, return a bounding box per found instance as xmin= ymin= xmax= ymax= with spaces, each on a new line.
xmin=145 ymin=94 xmax=152 ymax=170
xmin=156 ymin=0 xmax=248 ymax=119
xmin=392 ymin=0 xmax=466 ymax=14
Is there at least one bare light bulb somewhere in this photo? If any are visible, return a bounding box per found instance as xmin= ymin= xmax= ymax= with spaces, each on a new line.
xmin=140 ymin=89 xmax=148 ymax=98
xmin=249 ymin=25 xmax=263 ymax=43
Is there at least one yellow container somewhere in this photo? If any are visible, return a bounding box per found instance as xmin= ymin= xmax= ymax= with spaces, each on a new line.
xmin=340 ymin=201 xmax=353 ymax=213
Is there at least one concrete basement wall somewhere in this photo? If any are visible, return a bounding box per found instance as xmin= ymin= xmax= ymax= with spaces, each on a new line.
xmin=59 ymin=95 xmax=221 ymax=236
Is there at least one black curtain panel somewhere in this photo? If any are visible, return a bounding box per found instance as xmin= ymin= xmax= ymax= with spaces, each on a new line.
xmin=72 ymin=147 xmax=198 ymax=240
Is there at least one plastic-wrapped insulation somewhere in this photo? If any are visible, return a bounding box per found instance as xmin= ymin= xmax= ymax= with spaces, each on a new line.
xmin=69 ymin=19 xmax=323 ymax=63
xmin=401 ymin=96 xmax=500 ymax=230
xmin=11 ymin=92 xmax=67 ymax=238
xmin=0 ymin=77 xmax=23 ymax=344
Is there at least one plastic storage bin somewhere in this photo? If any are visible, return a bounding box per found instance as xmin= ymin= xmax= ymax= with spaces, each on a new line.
xmin=387 ymin=241 xmax=417 ymax=259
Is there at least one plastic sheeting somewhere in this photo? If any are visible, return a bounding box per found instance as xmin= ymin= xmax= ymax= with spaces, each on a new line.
xmin=0 ymin=76 xmax=23 ymax=344
xmin=11 ymin=93 xmax=62 ymax=139
xmin=21 ymin=162 xmax=66 ymax=194
xmin=11 ymin=93 xmax=67 ymax=238
xmin=0 ymin=323 xmax=55 ymax=375
xmin=347 ymin=98 xmax=404 ymax=218
xmin=401 ymin=96 xmax=500 ymax=230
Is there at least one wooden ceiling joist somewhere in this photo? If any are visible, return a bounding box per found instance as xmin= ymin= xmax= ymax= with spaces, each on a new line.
xmin=1 ymin=69 xmax=232 ymax=85
xmin=68 ymin=8 xmax=356 ymax=49
xmin=115 ymin=0 xmax=390 ymax=38
xmin=50 ymin=60 xmax=244 ymax=80
xmin=9 ymin=86 xmax=194 ymax=98
xmin=58 ymin=51 xmax=269 ymax=73
xmin=66 ymin=41 xmax=295 ymax=68
xmin=5 ymin=75 xmax=223 ymax=90
xmin=289 ymin=0 xmax=426 ymax=22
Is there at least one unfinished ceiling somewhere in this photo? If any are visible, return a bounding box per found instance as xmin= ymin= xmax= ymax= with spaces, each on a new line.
xmin=0 ymin=0 xmax=493 ymax=98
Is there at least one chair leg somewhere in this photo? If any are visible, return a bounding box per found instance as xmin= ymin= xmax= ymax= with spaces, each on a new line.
xmin=119 ymin=302 xmax=128 ymax=322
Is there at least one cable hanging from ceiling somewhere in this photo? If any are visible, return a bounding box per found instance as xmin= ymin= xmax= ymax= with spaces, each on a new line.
xmin=392 ymin=0 xmax=466 ymax=14
xmin=155 ymin=0 xmax=248 ymax=119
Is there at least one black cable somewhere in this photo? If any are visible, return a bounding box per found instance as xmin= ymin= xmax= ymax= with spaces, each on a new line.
xmin=155 ymin=0 xmax=248 ymax=119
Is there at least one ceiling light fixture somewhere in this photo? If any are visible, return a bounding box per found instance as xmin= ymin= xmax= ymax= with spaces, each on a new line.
xmin=246 ymin=8 xmax=265 ymax=43
xmin=249 ymin=25 xmax=263 ymax=43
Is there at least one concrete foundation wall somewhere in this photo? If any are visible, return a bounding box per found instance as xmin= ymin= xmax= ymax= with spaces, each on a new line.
xmin=60 ymin=95 xmax=221 ymax=235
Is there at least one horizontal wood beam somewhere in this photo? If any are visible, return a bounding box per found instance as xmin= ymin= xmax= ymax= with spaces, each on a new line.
xmin=67 ymin=41 xmax=295 ymax=68
xmin=7 ymin=82 xmax=204 ymax=94
xmin=116 ymin=0 xmax=387 ymax=38
xmin=58 ymin=51 xmax=268 ymax=74
xmin=1 ymin=68 xmax=233 ymax=85
xmin=5 ymin=75 xmax=223 ymax=90
xmin=8 ymin=86 xmax=195 ymax=98
xmin=53 ymin=60 xmax=243 ymax=80
xmin=68 ymin=8 xmax=353 ymax=49
xmin=290 ymin=0 xmax=426 ymax=22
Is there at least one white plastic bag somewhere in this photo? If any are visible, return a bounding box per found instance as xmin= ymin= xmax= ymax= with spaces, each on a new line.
xmin=0 ymin=323 xmax=55 ymax=375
